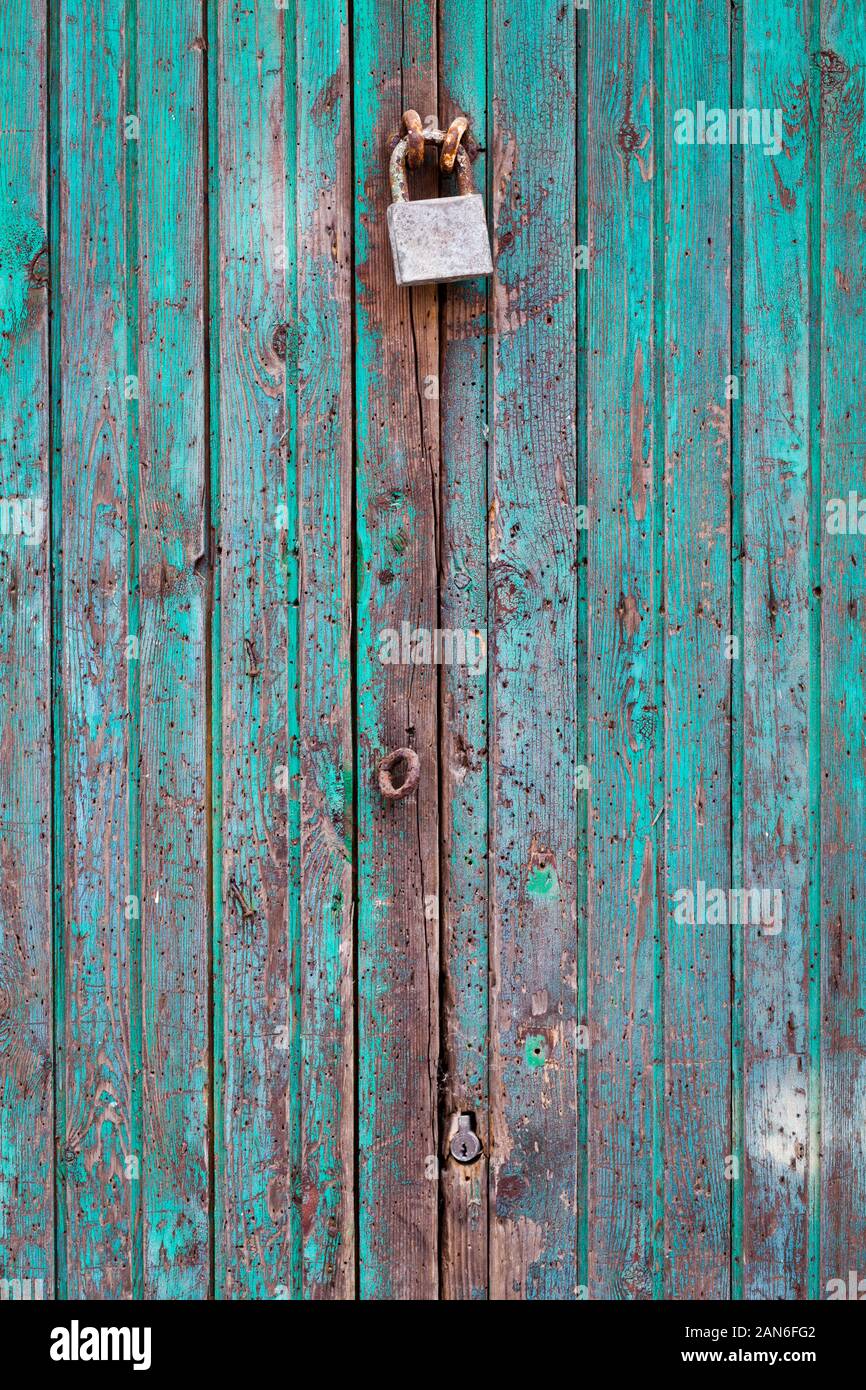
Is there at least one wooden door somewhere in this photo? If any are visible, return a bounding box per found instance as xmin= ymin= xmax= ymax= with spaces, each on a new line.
xmin=0 ymin=0 xmax=863 ymax=1301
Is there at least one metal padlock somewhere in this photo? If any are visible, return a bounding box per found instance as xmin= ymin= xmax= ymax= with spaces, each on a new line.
xmin=449 ymin=1113 xmax=482 ymax=1164
xmin=387 ymin=121 xmax=493 ymax=288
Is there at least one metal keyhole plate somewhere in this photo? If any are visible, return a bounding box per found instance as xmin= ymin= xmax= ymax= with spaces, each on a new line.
xmin=449 ymin=1114 xmax=482 ymax=1164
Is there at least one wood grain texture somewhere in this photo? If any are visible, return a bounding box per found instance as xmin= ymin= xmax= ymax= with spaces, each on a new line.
xmin=488 ymin=0 xmax=578 ymax=1301
xmin=0 ymin=0 xmax=53 ymax=1296
xmin=213 ymin=0 xmax=295 ymax=1298
xmin=438 ymin=0 xmax=490 ymax=1303
xmin=136 ymin=0 xmax=210 ymax=1299
xmin=819 ymin=0 xmax=866 ymax=1294
xmin=353 ymin=0 xmax=441 ymax=1300
xmin=58 ymin=0 xmax=135 ymax=1299
xmin=741 ymin=0 xmax=814 ymax=1299
xmin=663 ymin=0 xmax=731 ymax=1298
xmin=296 ymin=0 xmax=355 ymax=1299
xmin=586 ymin=0 xmax=661 ymax=1301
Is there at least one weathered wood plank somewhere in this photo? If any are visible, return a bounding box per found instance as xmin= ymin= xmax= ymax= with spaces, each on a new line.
xmin=353 ymin=0 xmax=441 ymax=1300
xmin=576 ymin=0 xmax=589 ymax=1296
xmin=489 ymin=0 xmax=578 ymax=1301
xmin=586 ymin=0 xmax=660 ymax=1301
xmin=437 ymin=0 xmax=490 ymax=1303
xmin=741 ymin=0 xmax=813 ymax=1299
xmin=136 ymin=0 xmax=209 ymax=1298
xmin=730 ymin=0 xmax=746 ymax=1299
xmin=819 ymin=2 xmax=866 ymax=1295
xmin=213 ymin=0 xmax=295 ymax=1298
xmin=663 ymin=0 xmax=732 ymax=1298
xmin=58 ymin=0 xmax=135 ymax=1298
xmin=0 ymin=0 xmax=53 ymax=1297
xmin=296 ymin=0 xmax=355 ymax=1299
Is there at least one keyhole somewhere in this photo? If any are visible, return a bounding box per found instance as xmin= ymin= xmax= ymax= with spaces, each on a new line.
xmin=450 ymin=1112 xmax=482 ymax=1165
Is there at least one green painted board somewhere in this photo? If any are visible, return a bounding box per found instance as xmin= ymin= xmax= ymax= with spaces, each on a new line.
xmin=438 ymin=0 xmax=490 ymax=1302
xmin=819 ymin=2 xmax=866 ymax=1293
xmin=0 ymin=0 xmax=53 ymax=1298
xmin=353 ymin=0 xmax=441 ymax=1300
xmin=489 ymin=0 xmax=578 ymax=1301
xmin=741 ymin=0 xmax=815 ymax=1299
xmin=296 ymin=0 xmax=355 ymax=1299
xmin=211 ymin=0 xmax=296 ymax=1298
xmin=137 ymin=0 xmax=210 ymax=1299
xmin=663 ymin=0 xmax=731 ymax=1298
xmin=57 ymin=0 xmax=135 ymax=1299
xmin=586 ymin=0 xmax=660 ymax=1301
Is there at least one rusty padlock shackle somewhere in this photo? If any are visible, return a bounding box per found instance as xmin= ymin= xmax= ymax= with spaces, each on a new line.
xmin=440 ymin=114 xmax=469 ymax=173
xmin=402 ymin=109 xmax=426 ymax=170
xmin=390 ymin=118 xmax=476 ymax=203
xmin=399 ymin=109 xmax=470 ymax=174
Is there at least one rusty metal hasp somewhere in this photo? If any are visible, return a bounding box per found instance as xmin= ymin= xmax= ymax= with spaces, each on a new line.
xmin=387 ymin=112 xmax=493 ymax=288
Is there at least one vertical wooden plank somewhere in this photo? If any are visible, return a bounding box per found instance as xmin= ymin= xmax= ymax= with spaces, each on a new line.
xmin=489 ymin=0 xmax=578 ymax=1300
xmin=820 ymin=0 xmax=866 ymax=1293
xmin=730 ymin=0 xmax=747 ymax=1299
xmin=214 ymin=0 xmax=295 ymax=1297
xmin=0 ymin=0 xmax=53 ymax=1295
xmin=353 ymin=0 xmax=441 ymax=1300
xmin=296 ymin=0 xmax=355 ymax=1298
xmin=58 ymin=0 xmax=134 ymax=1297
xmin=575 ymin=0 xmax=590 ymax=1297
xmin=586 ymin=0 xmax=660 ymax=1300
xmin=438 ymin=0 xmax=489 ymax=1302
xmin=663 ymin=0 xmax=731 ymax=1298
xmin=136 ymin=0 xmax=209 ymax=1297
xmin=741 ymin=0 xmax=813 ymax=1299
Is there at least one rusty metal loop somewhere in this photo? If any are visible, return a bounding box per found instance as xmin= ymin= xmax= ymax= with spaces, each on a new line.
xmin=377 ymin=747 xmax=421 ymax=800
xmin=402 ymin=109 xmax=425 ymax=170
xmin=440 ymin=114 xmax=468 ymax=173
xmin=26 ymin=247 xmax=49 ymax=287
xmin=389 ymin=128 xmax=475 ymax=204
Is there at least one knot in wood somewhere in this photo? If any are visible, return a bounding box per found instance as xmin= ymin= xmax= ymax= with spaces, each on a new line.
xmin=271 ymin=322 xmax=289 ymax=359
xmin=616 ymin=119 xmax=641 ymax=154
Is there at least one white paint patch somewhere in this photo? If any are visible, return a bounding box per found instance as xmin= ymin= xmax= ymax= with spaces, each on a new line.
xmin=747 ymin=1060 xmax=807 ymax=1171
xmin=531 ymin=989 xmax=548 ymax=1017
